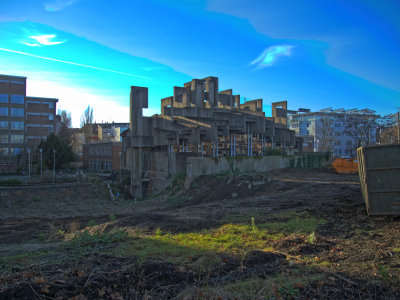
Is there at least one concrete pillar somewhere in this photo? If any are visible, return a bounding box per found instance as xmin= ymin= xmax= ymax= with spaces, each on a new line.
xmin=130 ymin=148 xmax=142 ymax=199
xmin=130 ymin=86 xmax=148 ymax=135
xmin=216 ymin=139 xmax=219 ymax=157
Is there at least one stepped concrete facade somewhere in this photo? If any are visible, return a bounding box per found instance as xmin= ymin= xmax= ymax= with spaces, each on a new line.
xmin=122 ymin=76 xmax=299 ymax=198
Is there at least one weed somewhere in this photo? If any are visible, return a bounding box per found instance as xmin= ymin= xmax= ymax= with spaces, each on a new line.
xmin=307 ymin=231 xmax=316 ymax=244
xmin=155 ymin=227 xmax=162 ymax=236
xmin=251 ymin=217 xmax=258 ymax=232
xmin=109 ymin=214 xmax=116 ymax=222
xmin=393 ymin=248 xmax=400 ymax=253
xmin=377 ymin=265 xmax=390 ymax=282
xmin=87 ymin=220 xmax=97 ymax=227
xmin=172 ymin=172 xmax=187 ymax=186
xmin=38 ymin=233 xmax=46 ymax=242
xmin=67 ymin=221 xmax=80 ymax=233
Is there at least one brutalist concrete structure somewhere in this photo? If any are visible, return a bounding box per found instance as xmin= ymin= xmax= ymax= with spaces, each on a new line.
xmin=122 ymin=76 xmax=297 ymax=198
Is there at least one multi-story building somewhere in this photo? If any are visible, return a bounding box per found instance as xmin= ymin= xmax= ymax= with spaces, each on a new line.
xmin=81 ymin=122 xmax=129 ymax=144
xmin=0 ymin=74 xmax=58 ymax=171
xmin=287 ymin=108 xmax=377 ymax=157
xmin=82 ymin=142 xmax=122 ymax=172
xmin=26 ymin=96 xmax=58 ymax=150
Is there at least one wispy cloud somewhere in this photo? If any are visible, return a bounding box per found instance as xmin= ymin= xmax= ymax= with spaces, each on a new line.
xmin=44 ymin=0 xmax=78 ymax=12
xmin=19 ymin=34 xmax=66 ymax=47
xmin=30 ymin=34 xmax=66 ymax=45
xmin=0 ymin=47 xmax=152 ymax=79
xmin=251 ymin=45 xmax=294 ymax=68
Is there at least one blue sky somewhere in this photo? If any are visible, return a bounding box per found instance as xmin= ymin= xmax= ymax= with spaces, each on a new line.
xmin=0 ymin=0 xmax=399 ymax=127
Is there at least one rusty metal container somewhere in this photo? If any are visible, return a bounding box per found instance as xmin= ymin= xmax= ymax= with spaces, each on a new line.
xmin=331 ymin=157 xmax=358 ymax=173
xmin=357 ymin=144 xmax=400 ymax=215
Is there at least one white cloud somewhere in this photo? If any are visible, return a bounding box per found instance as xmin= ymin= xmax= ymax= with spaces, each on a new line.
xmin=26 ymin=78 xmax=130 ymax=127
xmin=29 ymin=34 xmax=66 ymax=46
xmin=251 ymin=45 xmax=294 ymax=68
xmin=19 ymin=42 xmax=40 ymax=47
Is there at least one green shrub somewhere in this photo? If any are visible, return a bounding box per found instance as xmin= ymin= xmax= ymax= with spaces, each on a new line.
xmin=87 ymin=220 xmax=97 ymax=227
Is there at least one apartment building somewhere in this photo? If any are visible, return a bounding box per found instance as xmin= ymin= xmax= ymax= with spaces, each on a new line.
xmin=26 ymin=96 xmax=58 ymax=150
xmin=82 ymin=141 xmax=122 ymax=171
xmin=0 ymin=74 xmax=58 ymax=171
xmin=287 ymin=108 xmax=377 ymax=157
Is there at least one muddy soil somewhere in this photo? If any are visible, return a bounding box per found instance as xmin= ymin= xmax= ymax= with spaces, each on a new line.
xmin=1 ymin=168 xmax=399 ymax=299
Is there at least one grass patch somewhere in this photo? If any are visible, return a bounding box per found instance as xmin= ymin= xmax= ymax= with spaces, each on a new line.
xmin=0 ymin=178 xmax=23 ymax=185
xmin=223 ymin=211 xmax=325 ymax=235
xmin=260 ymin=211 xmax=326 ymax=234
xmin=0 ymin=251 xmax=48 ymax=272
xmin=70 ymin=228 xmax=129 ymax=246
xmin=182 ymin=269 xmax=325 ymax=299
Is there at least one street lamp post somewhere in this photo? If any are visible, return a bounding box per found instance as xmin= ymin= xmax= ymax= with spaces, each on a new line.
xmin=27 ymin=149 xmax=31 ymax=183
xmin=119 ymin=152 xmax=122 ymax=180
xmin=39 ymin=148 xmax=43 ymax=176
xmin=53 ymin=149 xmax=56 ymax=184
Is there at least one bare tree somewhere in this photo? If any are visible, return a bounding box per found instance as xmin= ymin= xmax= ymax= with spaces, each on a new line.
xmin=343 ymin=111 xmax=378 ymax=148
xmin=314 ymin=116 xmax=334 ymax=152
xmin=57 ymin=109 xmax=72 ymax=145
xmin=377 ymin=110 xmax=400 ymax=144
xmin=80 ymin=105 xmax=94 ymax=128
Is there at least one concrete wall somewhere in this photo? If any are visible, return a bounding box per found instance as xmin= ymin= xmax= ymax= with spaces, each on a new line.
xmin=186 ymin=156 xmax=288 ymax=184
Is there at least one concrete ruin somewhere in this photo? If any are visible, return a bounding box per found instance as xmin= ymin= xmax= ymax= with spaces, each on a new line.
xmin=122 ymin=76 xmax=298 ymax=198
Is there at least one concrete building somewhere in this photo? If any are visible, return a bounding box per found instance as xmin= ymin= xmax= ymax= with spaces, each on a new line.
xmin=122 ymin=76 xmax=298 ymax=198
xmin=287 ymin=108 xmax=377 ymax=157
xmin=82 ymin=142 xmax=122 ymax=172
xmin=0 ymin=74 xmax=58 ymax=171
xmin=26 ymin=96 xmax=58 ymax=150
xmin=81 ymin=122 xmax=129 ymax=144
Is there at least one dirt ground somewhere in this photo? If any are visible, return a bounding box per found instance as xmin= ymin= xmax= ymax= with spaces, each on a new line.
xmin=0 ymin=168 xmax=399 ymax=299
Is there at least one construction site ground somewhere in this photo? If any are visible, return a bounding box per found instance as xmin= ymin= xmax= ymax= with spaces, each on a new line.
xmin=0 ymin=168 xmax=399 ymax=299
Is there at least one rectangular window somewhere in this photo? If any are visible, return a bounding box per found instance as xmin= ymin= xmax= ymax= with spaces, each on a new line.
xmin=0 ymin=121 xmax=8 ymax=129
xmin=10 ymin=147 xmax=21 ymax=155
xmin=0 ymin=94 xmax=8 ymax=103
xmin=48 ymin=125 xmax=54 ymax=132
xmin=11 ymin=108 xmax=24 ymax=117
xmin=10 ymin=135 xmax=24 ymax=143
xmin=49 ymin=115 xmax=54 ymax=120
xmin=346 ymin=140 xmax=352 ymax=146
xmin=0 ymin=107 xmax=8 ymax=116
xmin=11 ymin=121 xmax=24 ymax=130
xmin=0 ymin=148 xmax=8 ymax=155
xmin=10 ymin=94 xmax=24 ymax=104
xmin=0 ymin=79 xmax=8 ymax=83
xmin=0 ymin=134 xmax=8 ymax=143
xmin=10 ymin=80 xmax=24 ymax=84
xmin=47 ymin=102 xmax=54 ymax=109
